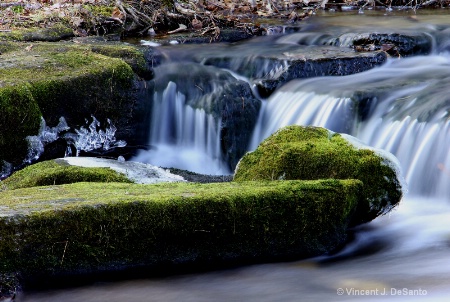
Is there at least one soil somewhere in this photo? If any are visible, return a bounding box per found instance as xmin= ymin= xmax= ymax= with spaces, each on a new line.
xmin=3 ymin=0 xmax=447 ymax=42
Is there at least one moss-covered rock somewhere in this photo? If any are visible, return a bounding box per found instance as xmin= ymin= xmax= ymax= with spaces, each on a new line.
xmin=0 ymin=84 xmax=42 ymax=166
xmin=0 ymin=179 xmax=361 ymax=286
xmin=1 ymin=160 xmax=132 ymax=190
xmin=0 ymin=25 xmax=74 ymax=42
xmin=0 ymin=42 xmax=148 ymax=172
xmin=234 ymin=126 xmax=403 ymax=225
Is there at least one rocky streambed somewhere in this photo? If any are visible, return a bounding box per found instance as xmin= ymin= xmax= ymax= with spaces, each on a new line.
xmin=2 ymin=10 xmax=446 ymax=297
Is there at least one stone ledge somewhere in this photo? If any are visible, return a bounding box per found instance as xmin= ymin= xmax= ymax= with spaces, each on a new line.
xmin=0 ymin=179 xmax=361 ymax=288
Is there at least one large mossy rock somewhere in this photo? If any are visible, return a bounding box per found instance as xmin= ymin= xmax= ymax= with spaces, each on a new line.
xmin=0 ymin=41 xmax=152 ymax=171
xmin=0 ymin=179 xmax=361 ymax=287
xmin=0 ymin=25 xmax=74 ymax=42
xmin=234 ymin=126 xmax=403 ymax=225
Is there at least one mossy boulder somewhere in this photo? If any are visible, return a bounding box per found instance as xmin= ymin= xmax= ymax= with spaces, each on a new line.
xmin=1 ymin=160 xmax=132 ymax=190
xmin=0 ymin=25 xmax=74 ymax=42
xmin=0 ymin=41 xmax=152 ymax=172
xmin=234 ymin=126 xmax=403 ymax=225
xmin=0 ymin=179 xmax=362 ymax=287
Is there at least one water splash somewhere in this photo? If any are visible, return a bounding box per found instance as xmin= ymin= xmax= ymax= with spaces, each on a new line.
xmin=0 ymin=161 xmax=13 ymax=180
xmin=25 ymin=116 xmax=70 ymax=163
xmin=24 ymin=115 xmax=126 ymax=165
xmin=64 ymin=116 xmax=126 ymax=157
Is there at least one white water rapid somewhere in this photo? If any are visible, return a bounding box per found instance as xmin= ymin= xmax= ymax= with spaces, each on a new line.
xmin=251 ymin=54 xmax=450 ymax=198
xmin=133 ymin=81 xmax=227 ymax=174
xmin=22 ymin=11 xmax=450 ymax=302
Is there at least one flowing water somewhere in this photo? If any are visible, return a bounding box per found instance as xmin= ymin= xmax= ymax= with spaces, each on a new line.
xmin=22 ymin=10 xmax=450 ymax=301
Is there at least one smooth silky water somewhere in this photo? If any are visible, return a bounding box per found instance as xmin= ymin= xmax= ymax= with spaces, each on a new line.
xmin=22 ymin=10 xmax=450 ymax=301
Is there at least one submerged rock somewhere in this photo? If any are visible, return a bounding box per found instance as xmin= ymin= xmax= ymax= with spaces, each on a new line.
xmin=234 ymin=125 xmax=404 ymax=225
xmin=61 ymin=157 xmax=185 ymax=184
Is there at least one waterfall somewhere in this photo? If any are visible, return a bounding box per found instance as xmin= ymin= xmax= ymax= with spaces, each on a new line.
xmin=21 ymin=12 xmax=450 ymax=301
xmin=250 ymin=90 xmax=355 ymax=150
xmin=133 ymin=81 xmax=228 ymax=174
xmin=251 ymin=54 xmax=450 ymax=199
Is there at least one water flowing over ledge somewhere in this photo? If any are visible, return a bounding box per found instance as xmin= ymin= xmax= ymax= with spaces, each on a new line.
xmin=133 ymin=81 xmax=228 ymax=175
xmin=251 ymin=53 xmax=450 ymax=198
xmin=6 ymin=11 xmax=450 ymax=301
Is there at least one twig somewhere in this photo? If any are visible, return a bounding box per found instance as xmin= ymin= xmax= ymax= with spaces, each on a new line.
xmin=106 ymin=17 xmax=124 ymax=25
xmin=168 ymin=24 xmax=187 ymax=34
xmin=60 ymin=240 xmax=68 ymax=266
xmin=421 ymin=0 xmax=437 ymax=5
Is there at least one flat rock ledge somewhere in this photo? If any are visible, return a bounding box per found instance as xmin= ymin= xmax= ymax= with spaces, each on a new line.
xmin=197 ymin=44 xmax=388 ymax=97
xmin=0 ymin=179 xmax=361 ymax=289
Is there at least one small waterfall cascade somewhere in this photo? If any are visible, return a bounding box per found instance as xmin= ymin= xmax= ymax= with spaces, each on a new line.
xmin=133 ymin=81 xmax=227 ymax=174
xmin=251 ymin=54 xmax=450 ymax=199
xmin=250 ymin=89 xmax=355 ymax=150
xmin=20 ymin=12 xmax=450 ymax=301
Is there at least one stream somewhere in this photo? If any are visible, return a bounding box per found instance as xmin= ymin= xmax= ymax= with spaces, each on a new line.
xmin=22 ymin=9 xmax=450 ymax=301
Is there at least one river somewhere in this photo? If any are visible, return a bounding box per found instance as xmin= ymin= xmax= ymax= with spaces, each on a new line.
xmin=21 ymin=9 xmax=450 ymax=302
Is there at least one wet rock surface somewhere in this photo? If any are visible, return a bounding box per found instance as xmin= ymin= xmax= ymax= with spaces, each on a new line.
xmin=197 ymin=42 xmax=388 ymax=96
xmin=151 ymin=63 xmax=261 ymax=170
xmin=334 ymin=32 xmax=433 ymax=57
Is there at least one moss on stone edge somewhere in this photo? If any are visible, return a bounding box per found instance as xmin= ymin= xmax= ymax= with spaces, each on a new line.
xmin=0 ymin=179 xmax=361 ymax=283
xmin=88 ymin=44 xmax=150 ymax=79
xmin=233 ymin=125 xmax=403 ymax=225
xmin=1 ymin=160 xmax=132 ymax=190
xmin=0 ymin=25 xmax=74 ymax=42
xmin=0 ymin=84 xmax=42 ymax=165
xmin=0 ymin=43 xmax=135 ymax=169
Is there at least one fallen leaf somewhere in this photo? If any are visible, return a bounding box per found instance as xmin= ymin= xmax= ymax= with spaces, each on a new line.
xmin=112 ymin=7 xmax=124 ymax=20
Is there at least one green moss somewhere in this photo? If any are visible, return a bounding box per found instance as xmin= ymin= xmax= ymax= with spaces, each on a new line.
xmin=0 ymin=42 xmax=136 ymax=170
xmin=89 ymin=44 xmax=148 ymax=77
xmin=83 ymin=4 xmax=115 ymax=17
xmin=0 ymin=25 xmax=73 ymax=42
xmin=0 ymin=42 xmax=19 ymax=54
xmin=0 ymin=84 xmax=42 ymax=166
xmin=0 ymin=179 xmax=361 ymax=279
xmin=234 ymin=125 xmax=403 ymax=225
xmin=0 ymin=45 xmax=134 ymax=87
xmin=2 ymin=160 xmax=132 ymax=190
